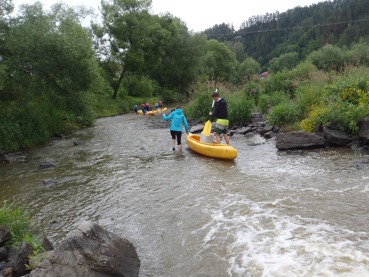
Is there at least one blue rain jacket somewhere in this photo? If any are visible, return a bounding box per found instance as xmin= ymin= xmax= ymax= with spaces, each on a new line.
xmin=163 ymin=108 xmax=189 ymax=133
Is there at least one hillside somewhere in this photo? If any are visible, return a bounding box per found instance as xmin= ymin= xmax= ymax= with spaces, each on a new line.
xmin=204 ymin=0 xmax=369 ymax=68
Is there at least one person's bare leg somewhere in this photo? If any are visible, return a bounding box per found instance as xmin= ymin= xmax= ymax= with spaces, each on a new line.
xmin=224 ymin=134 xmax=230 ymax=145
xmin=216 ymin=133 xmax=221 ymax=144
xmin=172 ymin=139 xmax=176 ymax=150
xmin=178 ymin=144 xmax=183 ymax=152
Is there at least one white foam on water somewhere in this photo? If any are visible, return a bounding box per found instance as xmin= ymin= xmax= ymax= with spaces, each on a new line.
xmin=197 ymin=195 xmax=369 ymax=277
xmin=362 ymin=184 xmax=369 ymax=192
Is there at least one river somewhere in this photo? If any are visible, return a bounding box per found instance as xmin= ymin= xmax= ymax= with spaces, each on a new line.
xmin=1 ymin=113 xmax=369 ymax=277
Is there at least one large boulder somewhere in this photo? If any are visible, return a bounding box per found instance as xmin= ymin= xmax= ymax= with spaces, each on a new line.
xmin=30 ymin=221 xmax=140 ymax=277
xmin=323 ymin=127 xmax=352 ymax=146
xmin=276 ymin=131 xmax=326 ymax=150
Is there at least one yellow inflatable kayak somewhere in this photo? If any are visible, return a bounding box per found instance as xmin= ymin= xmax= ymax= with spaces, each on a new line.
xmin=137 ymin=107 xmax=167 ymax=116
xmin=186 ymin=133 xmax=238 ymax=160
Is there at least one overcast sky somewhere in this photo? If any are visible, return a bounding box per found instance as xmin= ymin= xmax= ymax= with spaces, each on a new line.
xmin=12 ymin=0 xmax=327 ymax=32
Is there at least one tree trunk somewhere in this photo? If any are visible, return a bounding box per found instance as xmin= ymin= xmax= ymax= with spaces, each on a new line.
xmin=112 ymin=69 xmax=126 ymax=99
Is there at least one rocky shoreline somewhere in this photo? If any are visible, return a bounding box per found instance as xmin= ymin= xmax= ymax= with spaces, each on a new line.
xmin=147 ymin=112 xmax=369 ymax=151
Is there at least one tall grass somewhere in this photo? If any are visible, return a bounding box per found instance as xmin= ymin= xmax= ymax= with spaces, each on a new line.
xmin=227 ymin=93 xmax=253 ymax=126
xmin=0 ymin=204 xmax=42 ymax=249
xmin=267 ymin=101 xmax=301 ymax=127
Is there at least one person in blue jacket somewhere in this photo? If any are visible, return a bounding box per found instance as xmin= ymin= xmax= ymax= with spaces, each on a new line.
xmin=163 ymin=106 xmax=189 ymax=152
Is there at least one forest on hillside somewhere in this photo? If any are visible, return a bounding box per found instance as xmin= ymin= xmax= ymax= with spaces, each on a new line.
xmin=204 ymin=0 xmax=369 ymax=68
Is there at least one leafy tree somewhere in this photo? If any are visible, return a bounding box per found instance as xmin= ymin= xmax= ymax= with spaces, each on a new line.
xmin=308 ymin=44 xmax=344 ymax=73
xmin=147 ymin=14 xmax=205 ymax=92
xmin=1 ymin=2 xmax=103 ymax=150
xmin=203 ymin=39 xmax=238 ymax=87
xmin=228 ymin=40 xmax=248 ymax=63
xmin=237 ymin=57 xmax=261 ymax=82
xmin=95 ymin=0 xmax=204 ymax=99
xmin=345 ymin=40 xmax=369 ymax=66
xmin=0 ymin=0 xmax=13 ymax=18
xmin=269 ymin=52 xmax=299 ymax=73
xmin=96 ymin=0 xmax=156 ymax=99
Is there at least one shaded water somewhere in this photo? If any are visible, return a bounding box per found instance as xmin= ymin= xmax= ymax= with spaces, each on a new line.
xmin=1 ymin=113 xmax=369 ymax=276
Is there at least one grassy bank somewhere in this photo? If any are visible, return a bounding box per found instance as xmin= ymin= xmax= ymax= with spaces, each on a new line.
xmin=185 ymin=66 xmax=369 ymax=135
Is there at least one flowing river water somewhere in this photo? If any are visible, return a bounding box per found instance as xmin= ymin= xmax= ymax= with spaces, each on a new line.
xmin=1 ymin=113 xmax=369 ymax=276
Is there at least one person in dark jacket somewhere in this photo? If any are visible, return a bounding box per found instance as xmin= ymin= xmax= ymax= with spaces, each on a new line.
xmin=163 ymin=106 xmax=189 ymax=152
xmin=209 ymin=91 xmax=230 ymax=145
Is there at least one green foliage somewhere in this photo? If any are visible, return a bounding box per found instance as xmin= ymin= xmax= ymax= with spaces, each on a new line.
xmin=0 ymin=2 xmax=103 ymax=151
xmin=308 ymin=44 xmax=344 ymax=73
xmin=185 ymin=90 xmax=213 ymax=121
xmin=257 ymin=91 xmax=290 ymax=114
xmin=301 ymin=79 xmax=369 ymax=134
xmin=300 ymin=105 xmax=328 ymax=132
xmin=203 ymin=39 xmax=238 ymax=85
xmin=290 ymin=61 xmax=317 ymax=81
xmin=243 ymin=81 xmax=263 ymax=106
xmin=267 ymin=101 xmax=300 ymax=127
xmin=212 ymin=0 xmax=369 ymax=68
xmin=0 ymin=204 xmax=33 ymax=245
xmin=0 ymin=204 xmax=45 ymax=270
xmin=122 ymin=75 xmax=157 ymax=98
xmin=346 ymin=40 xmax=369 ymax=67
xmin=159 ymin=88 xmax=183 ymax=104
xmin=264 ymin=70 xmax=297 ymax=97
xmin=237 ymin=57 xmax=261 ymax=82
xmin=0 ymin=120 xmax=23 ymax=151
xmin=227 ymin=93 xmax=253 ymax=126
xmin=269 ymin=52 xmax=299 ymax=73
xmin=295 ymin=84 xmax=324 ymax=117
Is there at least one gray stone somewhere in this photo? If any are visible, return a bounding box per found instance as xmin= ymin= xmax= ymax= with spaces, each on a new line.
xmin=323 ymin=127 xmax=352 ymax=146
xmin=30 ymin=221 xmax=140 ymax=277
xmin=0 ymin=228 xmax=11 ymax=247
xmin=276 ymin=131 xmax=326 ymax=150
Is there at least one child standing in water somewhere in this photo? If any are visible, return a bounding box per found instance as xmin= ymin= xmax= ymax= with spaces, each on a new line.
xmin=163 ymin=106 xmax=189 ymax=152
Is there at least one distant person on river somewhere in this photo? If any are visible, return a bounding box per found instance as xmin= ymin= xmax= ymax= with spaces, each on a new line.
xmin=133 ymin=104 xmax=139 ymax=113
xmin=140 ymin=103 xmax=147 ymax=115
xmin=163 ymin=106 xmax=189 ymax=152
xmin=209 ymin=91 xmax=230 ymax=145
xmin=158 ymin=100 xmax=163 ymax=109
xmin=145 ymin=102 xmax=152 ymax=112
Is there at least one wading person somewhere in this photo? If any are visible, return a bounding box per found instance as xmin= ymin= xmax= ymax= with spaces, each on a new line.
xmin=209 ymin=91 xmax=230 ymax=145
xmin=163 ymin=106 xmax=189 ymax=152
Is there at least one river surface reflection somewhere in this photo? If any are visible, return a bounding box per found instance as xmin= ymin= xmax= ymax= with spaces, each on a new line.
xmin=1 ymin=113 xmax=369 ymax=276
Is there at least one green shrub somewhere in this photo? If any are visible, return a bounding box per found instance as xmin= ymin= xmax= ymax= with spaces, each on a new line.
xmin=0 ymin=204 xmax=45 ymax=270
xmin=0 ymin=204 xmax=38 ymax=246
xmin=257 ymin=91 xmax=290 ymax=114
xmin=264 ymin=71 xmax=297 ymax=97
xmin=267 ymin=101 xmax=300 ymax=126
xmin=321 ymin=101 xmax=369 ymax=134
xmin=243 ymin=81 xmax=262 ymax=105
xmin=228 ymin=94 xmax=253 ymax=126
xmin=258 ymin=95 xmax=269 ymax=114
xmin=122 ymin=75 xmax=157 ymax=98
xmin=295 ymin=84 xmax=324 ymax=117
xmin=292 ymin=61 xmax=317 ymax=80
xmin=186 ymin=90 xmax=213 ymax=120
